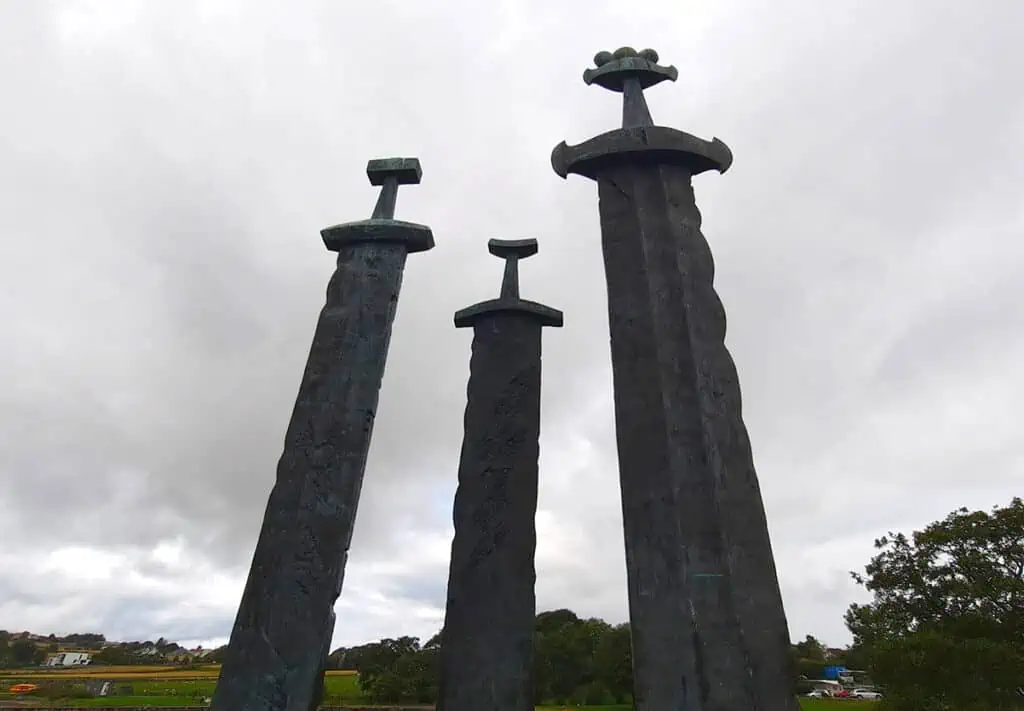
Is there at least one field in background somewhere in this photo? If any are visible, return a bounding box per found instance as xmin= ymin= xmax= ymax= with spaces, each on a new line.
xmin=0 ymin=665 xmax=358 ymax=679
xmin=0 ymin=667 xmax=871 ymax=709
xmin=0 ymin=666 xmax=360 ymax=707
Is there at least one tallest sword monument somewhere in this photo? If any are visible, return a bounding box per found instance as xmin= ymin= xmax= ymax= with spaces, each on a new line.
xmin=551 ymin=48 xmax=798 ymax=711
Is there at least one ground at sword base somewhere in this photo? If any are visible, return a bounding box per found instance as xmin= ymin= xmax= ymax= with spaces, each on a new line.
xmin=0 ymin=703 xmax=876 ymax=710
xmin=0 ymin=667 xmax=875 ymax=709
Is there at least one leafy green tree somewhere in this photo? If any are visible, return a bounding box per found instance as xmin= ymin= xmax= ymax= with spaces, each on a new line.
xmin=205 ymin=645 xmax=228 ymax=664
xmin=846 ymin=497 xmax=1024 ymax=710
xmin=360 ymin=644 xmax=437 ymax=704
xmin=338 ymin=610 xmax=640 ymax=705
xmin=841 ymin=642 xmax=869 ymax=671
xmin=534 ymin=610 xmax=624 ymax=704
xmin=92 ymin=645 xmax=134 ymax=666
xmin=350 ymin=636 xmax=421 ymax=694
xmin=535 ymin=609 xmax=588 ymax=703
xmin=9 ymin=638 xmax=45 ymax=667
xmin=793 ymin=658 xmax=826 ymax=682
xmin=62 ymin=633 xmax=106 ymax=649
xmin=793 ymin=634 xmax=826 ymax=661
xmin=592 ymin=623 xmax=632 ymax=702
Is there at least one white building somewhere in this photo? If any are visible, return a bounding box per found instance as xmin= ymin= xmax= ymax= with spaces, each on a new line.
xmin=43 ymin=651 xmax=91 ymax=667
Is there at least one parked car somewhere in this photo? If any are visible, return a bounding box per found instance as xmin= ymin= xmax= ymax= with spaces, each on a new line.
xmin=852 ymin=688 xmax=884 ymax=700
xmin=805 ymin=690 xmax=828 ymax=698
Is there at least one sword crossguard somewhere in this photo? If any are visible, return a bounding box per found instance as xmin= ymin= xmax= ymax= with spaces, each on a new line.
xmin=454 ymin=238 xmax=562 ymax=328
xmin=550 ymin=47 xmax=733 ymax=179
xmin=320 ymin=157 xmax=434 ymax=253
xmin=488 ymin=238 xmax=538 ymax=299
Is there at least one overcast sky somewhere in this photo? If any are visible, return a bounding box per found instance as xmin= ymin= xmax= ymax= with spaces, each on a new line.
xmin=1 ymin=0 xmax=1022 ymax=653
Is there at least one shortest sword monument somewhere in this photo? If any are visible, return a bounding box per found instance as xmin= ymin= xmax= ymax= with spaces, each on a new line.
xmin=438 ymin=239 xmax=562 ymax=711
xmin=212 ymin=159 xmax=433 ymax=711
xmin=552 ymin=48 xmax=798 ymax=711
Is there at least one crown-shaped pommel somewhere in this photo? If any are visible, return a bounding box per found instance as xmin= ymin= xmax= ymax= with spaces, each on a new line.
xmin=583 ymin=47 xmax=678 ymax=92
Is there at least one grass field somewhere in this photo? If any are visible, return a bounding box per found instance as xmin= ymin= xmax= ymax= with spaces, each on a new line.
xmin=0 ymin=667 xmax=873 ymax=708
xmin=0 ymin=666 xmax=361 ymax=707
xmin=1 ymin=665 xmax=358 ymax=679
xmin=535 ymin=706 xmax=874 ymax=711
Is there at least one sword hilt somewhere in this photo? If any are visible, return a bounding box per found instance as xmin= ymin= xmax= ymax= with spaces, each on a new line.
xmin=366 ymin=157 xmax=422 ymax=220
xmin=583 ymin=47 xmax=678 ymax=128
xmin=488 ymin=238 xmax=538 ymax=299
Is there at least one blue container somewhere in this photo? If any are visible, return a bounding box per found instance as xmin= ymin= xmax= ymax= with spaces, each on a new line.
xmin=823 ymin=666 xmax=847 ymax=680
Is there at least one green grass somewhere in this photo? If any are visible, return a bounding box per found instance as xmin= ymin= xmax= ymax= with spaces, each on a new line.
xmin=1 ymin=670 xmax=364 ymax=707
xmin=537 ymin=704 xmax=874 ymax=711
xmin=2 ymin=700 xmax=875 ymax=709
xmin=323 ymin=673 xmax=361 ymax=697
xmin=40 ymin=697 xmax=196 ymax=707
xmin=3 ymin=672 xmax=874 ymax=709
xmin=121 ymin=675 xmax=354 ymax=696
xmin=535 ymin=703 xmax=876 ymax=711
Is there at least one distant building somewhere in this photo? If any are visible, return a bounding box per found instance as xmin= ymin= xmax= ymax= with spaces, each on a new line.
xmin=43 ymin=651 xmax=91 ymax=667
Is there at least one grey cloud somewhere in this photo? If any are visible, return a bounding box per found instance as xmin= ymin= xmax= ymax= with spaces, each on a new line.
xmin=872 ymin=272 xmax=1024 ymax=389
xmin=381 ymin=575 xmax=450 ymax=611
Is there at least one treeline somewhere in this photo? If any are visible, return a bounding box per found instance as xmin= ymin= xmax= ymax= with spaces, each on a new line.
xmin=89 ymin=638 xmax=200 ymax=665
xmin=0 ymin=631 xmax=109 ymax=667
xmin=0 ymin=630 xmax=212 ymax=668
xmin=329 ymin=610 xmax=632 ymax=705
xmin=0 ymin=632 xmax=47 ymax=667
xmin=328 ymin=610 xmax=847 ymax=705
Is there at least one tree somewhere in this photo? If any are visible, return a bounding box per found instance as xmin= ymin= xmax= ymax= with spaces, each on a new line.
xmin=846 ymin=497 xmax=1024 ymax=710
xmin=348 ymin=636 xmax=421 ymax=694
xmin=535 ymin=609 xmax=589 ymax=703
xmin=0 ymin=630 xmax=10 ymax=666
xmin=592 ymin=623 xmax=632 ymax=703
xmin=9 ymin=638 xmax=45 ymax=667
xmin=534 ymin=610 xmax=622 ymax=704
xmin=205 ymin=645 xmax=228 ymax=664
xmin=349 ymin=636 xmax=438 ymax=705
xmin=329 ymin=610 xmax=639 ymax=706
xmin=793 ymin=634 xmax=826 ymax=661
xmin=92 ymin=645 xmax=135 ymax=666
xmin=363 ymin=647 xmax=439 ymax=704
xmin=62 ymin=632 xmax=106 ymax=650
